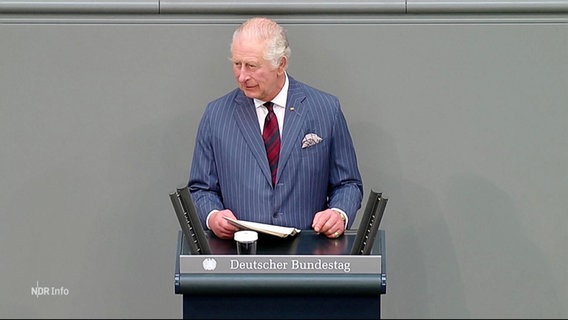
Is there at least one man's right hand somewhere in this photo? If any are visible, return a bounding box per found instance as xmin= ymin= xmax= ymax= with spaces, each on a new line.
xmin=208 ymin=209 xmax=240 ymax=239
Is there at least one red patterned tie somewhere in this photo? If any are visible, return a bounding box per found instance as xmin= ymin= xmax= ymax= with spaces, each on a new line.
xmin=263 ymin=102 xmax=280 ymax=186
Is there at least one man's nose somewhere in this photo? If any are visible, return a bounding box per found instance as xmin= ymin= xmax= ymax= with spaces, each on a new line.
xmin=237 ymin=72 xmax=248 ymax=83
xmin=236 ymin=66 xmax=251 ymax=82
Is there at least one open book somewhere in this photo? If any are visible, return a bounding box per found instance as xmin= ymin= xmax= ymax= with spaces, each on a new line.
xmin=223 ymin=217 xmax=301 ymax=238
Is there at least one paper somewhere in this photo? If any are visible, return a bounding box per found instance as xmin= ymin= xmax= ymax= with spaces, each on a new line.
xmin=223 ymin=217 xmax=301 ymax=238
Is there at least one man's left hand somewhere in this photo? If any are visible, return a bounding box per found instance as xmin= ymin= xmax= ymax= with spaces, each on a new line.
xmin=312 ymin=209 xmax=345 ymax=238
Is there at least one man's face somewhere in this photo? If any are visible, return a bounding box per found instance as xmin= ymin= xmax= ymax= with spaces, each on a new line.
xmin=231 ymin=35 xmax=286 ymax=101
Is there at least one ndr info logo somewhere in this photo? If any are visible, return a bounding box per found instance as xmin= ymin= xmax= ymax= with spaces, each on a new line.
xmin=31 ymin=281 xmax=70 ymax=298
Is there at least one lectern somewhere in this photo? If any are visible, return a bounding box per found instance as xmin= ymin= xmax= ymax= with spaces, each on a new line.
xmin=173 ymin=229 xmax=386 ymax=319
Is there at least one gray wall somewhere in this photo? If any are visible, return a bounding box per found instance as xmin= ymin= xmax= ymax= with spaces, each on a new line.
xmin=1 ymin=1 xmax=567 ymax=318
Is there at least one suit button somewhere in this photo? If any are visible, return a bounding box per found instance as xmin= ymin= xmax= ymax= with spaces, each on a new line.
xmin=272 ymin=212 xmax=279 ymax=218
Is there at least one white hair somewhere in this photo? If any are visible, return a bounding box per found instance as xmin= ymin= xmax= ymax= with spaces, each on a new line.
xmin=231 ymin=17 xmax=291 ymax=68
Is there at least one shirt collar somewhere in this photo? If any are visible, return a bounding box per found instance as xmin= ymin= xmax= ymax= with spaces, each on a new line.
xmin=254 ymin=73 xmax=289 ymax=109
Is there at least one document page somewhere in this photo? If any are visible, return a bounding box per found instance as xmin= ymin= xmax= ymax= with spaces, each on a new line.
xmin=223 ymin=217 xmax=301 ymax=238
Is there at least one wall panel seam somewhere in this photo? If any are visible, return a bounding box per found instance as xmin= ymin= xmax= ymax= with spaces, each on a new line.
xmin=1 ymin=1 xmax=568 ymax=15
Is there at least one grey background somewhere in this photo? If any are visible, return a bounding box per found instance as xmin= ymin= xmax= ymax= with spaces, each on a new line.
xmin=1 ymin=1 xmax=567 ymax=318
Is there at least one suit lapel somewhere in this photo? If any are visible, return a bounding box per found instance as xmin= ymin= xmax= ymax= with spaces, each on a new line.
xmin=233 ymin=94 xmax=273 ymax=185
xmin=279 ymin=77 xmax=307 ymax=182
xmin=232 ymin=77 xmax=308 ymax=186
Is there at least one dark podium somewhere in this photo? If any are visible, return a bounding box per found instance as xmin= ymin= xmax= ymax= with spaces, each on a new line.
xmin=173 ymin=229 xmax=386 ymax=319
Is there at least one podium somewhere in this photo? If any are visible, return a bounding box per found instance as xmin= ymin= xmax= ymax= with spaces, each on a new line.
xmin=173 ymin=229 xmax=386 ymax=319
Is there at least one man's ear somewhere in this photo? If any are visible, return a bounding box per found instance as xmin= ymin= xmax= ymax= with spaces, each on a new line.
xmin=278 ymin=57 xmax=288 ymax=74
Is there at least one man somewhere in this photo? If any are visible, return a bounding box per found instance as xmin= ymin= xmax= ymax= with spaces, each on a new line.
xmin=188 ymin=17 xmax=363 ymax=239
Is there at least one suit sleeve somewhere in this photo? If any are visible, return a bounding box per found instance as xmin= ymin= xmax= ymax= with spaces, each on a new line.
xmin=327 ymin=103 xmax=364 ymax=228
xmin=188 ymin=106 xmax=224 ymax=228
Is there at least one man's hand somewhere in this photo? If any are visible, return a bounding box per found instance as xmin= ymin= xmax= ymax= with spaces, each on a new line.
xmin=208 ymin=209 xmax=240 ymax=239
xmin=312 ymin=209 xmax=346 ymax=238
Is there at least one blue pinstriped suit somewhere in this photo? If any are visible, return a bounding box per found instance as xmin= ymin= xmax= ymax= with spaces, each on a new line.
xmin=188 ymin=75 xmax=363 ymax=230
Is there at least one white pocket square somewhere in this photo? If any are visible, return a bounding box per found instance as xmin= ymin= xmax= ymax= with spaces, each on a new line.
xmin=301 ymin=133 xmax=323 ymax=149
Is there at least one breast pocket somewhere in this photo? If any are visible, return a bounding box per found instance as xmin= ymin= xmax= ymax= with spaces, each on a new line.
xmin=300 ymin=140 xmax=329 ymax=175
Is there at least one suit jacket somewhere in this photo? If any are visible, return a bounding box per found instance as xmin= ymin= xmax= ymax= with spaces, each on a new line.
xmin=188 ymin=75 xmax=363 ymax=230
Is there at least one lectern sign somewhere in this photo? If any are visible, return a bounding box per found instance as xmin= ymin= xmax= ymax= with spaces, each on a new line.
xmin=174 ymin=231 xmax=387 ymax=319
xmin=180 ymin=255 xmax=382 ymax=274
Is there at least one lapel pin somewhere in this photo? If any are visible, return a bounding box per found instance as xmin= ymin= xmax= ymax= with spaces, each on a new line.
xmin=289 ymin=106 xmax=295 ymax=111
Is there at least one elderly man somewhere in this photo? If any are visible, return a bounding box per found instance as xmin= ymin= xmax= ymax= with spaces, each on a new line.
xmin=188 ymin=17 xmax=363 ymax=239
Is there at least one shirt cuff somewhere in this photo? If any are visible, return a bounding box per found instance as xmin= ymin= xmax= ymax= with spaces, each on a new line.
xmin=206 ymin=210 xmax=219 ymax=230
xmin=331 ymin=208 xmax=348 ymax=228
